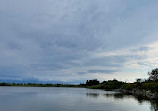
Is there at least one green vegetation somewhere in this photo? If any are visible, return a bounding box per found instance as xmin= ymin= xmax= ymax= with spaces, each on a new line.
xmin=87 ymin=79 xmax=123 ymax=90
xmin=86 ymin=68 xmax=158 ymax=94
xmin=86 ymin=79 xmax=99 ymax=86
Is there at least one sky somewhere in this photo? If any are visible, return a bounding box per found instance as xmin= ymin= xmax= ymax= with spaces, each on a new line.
xmin=0 ymin=0 xmax=158 ymax=83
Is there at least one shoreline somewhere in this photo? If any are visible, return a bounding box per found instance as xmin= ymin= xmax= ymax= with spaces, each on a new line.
xmin=114 ymin=88 xmax=158 ymax=100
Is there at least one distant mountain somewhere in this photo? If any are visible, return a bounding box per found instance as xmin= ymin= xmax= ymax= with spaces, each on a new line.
xmin=0 ymin=79 xmax=65 ymax=84
xmin=0 ymin=79 xmax=85 ymax=84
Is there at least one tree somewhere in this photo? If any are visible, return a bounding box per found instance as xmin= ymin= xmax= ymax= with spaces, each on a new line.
xmin=86 ymin=79 xmax=99 ymax=86
xmin=148 ymin=68 xmax=158 ymax=81
xmin=136 ymin=78 xmax=141 ymax=83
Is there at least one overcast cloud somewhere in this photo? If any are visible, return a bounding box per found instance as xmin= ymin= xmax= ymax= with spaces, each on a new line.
xmin=0 ymin=0 xmax=158 ymax=83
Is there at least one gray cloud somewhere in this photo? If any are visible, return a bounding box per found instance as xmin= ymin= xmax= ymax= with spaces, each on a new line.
xmin=77 ymin=72 xmax=87 ymax=75
xmin=131 ymin=47 xmax=149 ymax=52
xmin=88 ymin=69 xmax=118 ymax=74
xmin=0 ymin=0 xmax=158 ymax=82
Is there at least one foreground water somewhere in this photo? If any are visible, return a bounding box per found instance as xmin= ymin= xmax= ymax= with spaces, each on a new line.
xmin=0 ymin=87 xmax=157 ymax=111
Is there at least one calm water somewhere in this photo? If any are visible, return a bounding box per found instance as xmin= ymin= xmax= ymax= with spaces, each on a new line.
xmin=0 ymin=87 xmax=157 ymax=111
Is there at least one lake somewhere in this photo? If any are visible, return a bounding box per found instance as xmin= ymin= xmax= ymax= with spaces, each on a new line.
xmin=0 ymin=87 xmax=157 ymax=111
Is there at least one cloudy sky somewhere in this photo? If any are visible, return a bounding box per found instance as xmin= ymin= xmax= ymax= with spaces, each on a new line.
xmin=0 ymin=0 xmax=158 ymax=83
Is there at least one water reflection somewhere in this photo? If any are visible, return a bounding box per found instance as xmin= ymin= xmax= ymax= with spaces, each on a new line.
xmin=86 ymin=91 xmax=158 ymax=111
xmin=0 ymin=87 xmax=157 ymax=111
xmin=105 ymin=93 xmax=147 ymax=104
xmin=86 ymin=93 xmax=99 ymax=98
xmin=105 ymin=93 xmax=158 ymax=111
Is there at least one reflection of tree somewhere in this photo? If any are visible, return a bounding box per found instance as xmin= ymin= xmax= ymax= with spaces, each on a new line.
xmin=104 ymin=93 xmax=130 ymax=100
xmin=150 ymin=100 xmax=158 ymax=111
xmin=86 ymin=93 xmax=99 ymax=98
xmin=104 ymin=93 xmax=158 ymax=111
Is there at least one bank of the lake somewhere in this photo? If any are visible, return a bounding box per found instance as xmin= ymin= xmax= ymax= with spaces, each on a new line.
xmin=86 ymin=79 xmax=158 ymax=100
xmin=1 ymin=79 xmax=158 ymax=100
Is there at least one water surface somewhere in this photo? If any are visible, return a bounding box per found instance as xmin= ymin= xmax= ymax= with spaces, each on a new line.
xmin=0 ymin=87 xmax=157 ymax=111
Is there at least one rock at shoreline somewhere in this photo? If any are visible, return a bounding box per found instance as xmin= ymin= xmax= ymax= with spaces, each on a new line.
xmin=117 ymin=89 xmax=157 ymax=100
